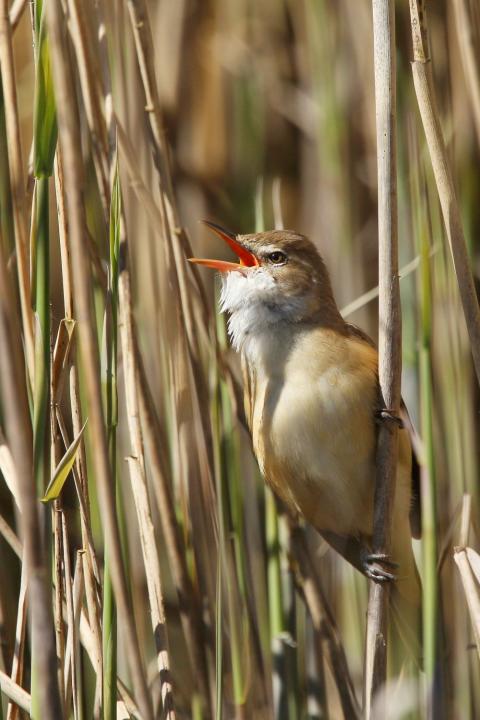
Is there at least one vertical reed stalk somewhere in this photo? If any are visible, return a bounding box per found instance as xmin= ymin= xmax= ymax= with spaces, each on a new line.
xmin=102 ymin=165 xmax=119 ymax=720
xmin=364 ymin=0 xmax=400 ymax=715
xmin=212 ymin=362 xmax=224 ymax=720
xmin=408 ymin=0 xmax=480 ymax=385
xmin=32 ymin=177 xmax=50 ymax=499
xmin=0 ymin=0 xmax=34 ymax=382
xmin=452 ymin=0 xmax=480 ymax=149
xmin=0 ymin=233 xmax=62 ymax=720
xmin=100 ymin=505 xmax=115 ymax=718
xmin=30 ymin=176 xmax=51 ymax=715
xmin=266 ymin=489 xmax=286 ymax=720
xmin=0 ymin=80 xmax=13 ymax=255
xmin=31 ymin=0 xmax=58 ymax=711
xmin=418 ymin=222 xmax=438 ymax=715
xmin=217 ymin=313 xmax=247 ymax=720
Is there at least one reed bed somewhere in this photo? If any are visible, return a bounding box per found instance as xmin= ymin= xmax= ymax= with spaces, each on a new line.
xmin=0 ymin=1 xmax=479 ymax=718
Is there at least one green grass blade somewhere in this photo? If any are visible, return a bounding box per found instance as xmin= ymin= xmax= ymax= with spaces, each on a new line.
xmin=33 ymin=0 xmax=57 ymax=178
xmin=418 ymin=208 xmax=438 ymax=693
xmin=102 ymin=158 xmax=120 ymax=720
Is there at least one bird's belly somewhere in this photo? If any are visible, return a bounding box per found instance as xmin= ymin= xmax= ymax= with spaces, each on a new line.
xmin=253 ymin=367 xmax=377 ymax=536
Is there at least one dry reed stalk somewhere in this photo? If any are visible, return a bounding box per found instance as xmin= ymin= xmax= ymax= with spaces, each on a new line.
xmin=8 ymin=0 xmax=26 ymax=31
xmin=6 ymin=556 xmax=27 ymax=720
xmin=409 ymin=0 xmax=480 ymax=385
xmin=0 ymin=670 xmax=31 ymax=714
xmin=62 ymin=511 xmax=76 ymax=714
xmin=0 ymin=235 xmax=62 ymax=719
xmin=0 ymin=431 xmax=20 ymax=510
xmin=124 ymin=0 xmax=171 ymax=192
xmin=290 ymin=527 xmax=360 ymax=719
xmin=0 ymin=0 xmax=34 ymax=384
xmin=45 ymin=1 xmax=153 ymax=717
xmin=51 ymin=343 xmax=67 ymax=714
xmin=66 ymin=0 xmax=110 ymax=218
xmin=123 ymin=0 xmax=178 ymax=353
xmin=73 ymin=585 xmax=151 ymax=719
xmin=364 ymin=0 xmax=400 ymax=715
xmin=54 ymin=156 xmax=73 ymax=316
xmin=135 ymin=339 xmax=211 ymax=705
xmin=62 ymin=523 xmax=84 ymax=720
xmin=53 ymin=507 xmax=66 ymax=709
xmin=123 ymin=0 xmax=211 ymax=328
xmin=458 ymin=493 xmax=471 ymax=550
xmin=72 ymin=553 xmax=85 ymax=720
xmin=0 ymin=515 xmax=22 ymax=558
xmin=81 ymin=551 xmax=102 ymax=717
xmin=453 ymin=495 xmax=480 ymax=665
xmin=454 ymin=547 xmax=480 ymax=662
xmin=52 ymin=321 xmax=76 ymax=407
xmin=117 ymin=677 xmax=140 ymax=718
xmin=118 ymin=209 xmax=176 ymax=718
xmin=124 ymin=456 xmax=175 ymax=713
xmin=0 ymin=575 xmax=10 ymax=678
xmin=93 ymin=0 xmax=115 ymax=158
xmin=56 ymin=407 xmax=102 ymax=589
xmin=452 ymin=0 xmax=480 ymax=148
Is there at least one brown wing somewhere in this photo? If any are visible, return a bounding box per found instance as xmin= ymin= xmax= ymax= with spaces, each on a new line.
xmin=346 ymin=322 xmax=422 ymax=539
xmin=400 ymin=402 xmax=422 ymax=539
xmin=345 ymin=322 xmax=377 ymax=349
xmin=320 ymin=530 xmax=367 ymax=575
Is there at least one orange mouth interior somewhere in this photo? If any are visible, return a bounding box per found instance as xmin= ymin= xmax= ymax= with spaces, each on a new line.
xmin=188 ymin=221 xmax=258 ymax=272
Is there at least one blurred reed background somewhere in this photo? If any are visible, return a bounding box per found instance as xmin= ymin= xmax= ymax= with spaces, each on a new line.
xmin=0 ymin=0 xmax=479 ymax=718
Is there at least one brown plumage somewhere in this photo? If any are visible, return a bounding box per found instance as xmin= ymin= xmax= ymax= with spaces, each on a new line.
xmin=190 ymin=225 xmax=422 ymax=661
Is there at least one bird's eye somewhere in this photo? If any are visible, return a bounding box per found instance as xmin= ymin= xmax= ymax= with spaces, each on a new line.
xmin=268 ymin=251 xmax=287 ymax=265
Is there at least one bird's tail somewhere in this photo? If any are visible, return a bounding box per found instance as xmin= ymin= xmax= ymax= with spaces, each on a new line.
xmin=389 ymin=539 xmax=423 ymax=668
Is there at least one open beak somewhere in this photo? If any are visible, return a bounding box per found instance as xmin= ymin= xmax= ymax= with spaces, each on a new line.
xmin=188 ymin=220 xmax=258 ymax=272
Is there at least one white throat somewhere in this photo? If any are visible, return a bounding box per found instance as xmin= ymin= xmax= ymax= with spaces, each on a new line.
xmin=219 ymin=269 xmax=305 ymax=356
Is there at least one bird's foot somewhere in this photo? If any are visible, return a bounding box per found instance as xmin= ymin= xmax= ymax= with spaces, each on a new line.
xmin=375 ymin=409 xmax=403 ymax=428
xmin=362 ymin=552 xmax=398 ymax=582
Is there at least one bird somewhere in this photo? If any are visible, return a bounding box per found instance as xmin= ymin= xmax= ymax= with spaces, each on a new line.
xmin=189 ymin=221 xmax=422 ymax=661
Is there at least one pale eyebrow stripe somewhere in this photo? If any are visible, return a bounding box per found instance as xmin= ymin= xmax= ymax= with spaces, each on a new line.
xmin=258 ymin=245 xmax=284 ymax=255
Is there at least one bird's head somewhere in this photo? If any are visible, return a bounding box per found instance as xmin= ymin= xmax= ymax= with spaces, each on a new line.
xmin=189 ymin=222 xmax=341 ymax=350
